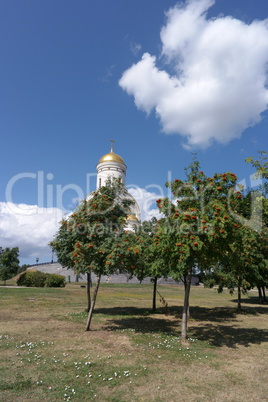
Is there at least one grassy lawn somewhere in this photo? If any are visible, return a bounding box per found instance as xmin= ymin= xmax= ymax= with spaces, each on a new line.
xmin=0 ymin=281 xmax=268 ymax=401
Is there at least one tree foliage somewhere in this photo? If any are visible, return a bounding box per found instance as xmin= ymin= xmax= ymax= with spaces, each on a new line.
xmin=203 ymin=152 xmax=268 ymax=306
xmin=153 ymin=158 xmax=267 ymax=340
xmin=0 ymin=247 xmax=19 ymax=285
xmin=50 ymin=179 xmax=140 ymax=330
xmin=131 ymin=218 xmax=169 ymax=311
xmin=246 ymin=151 xmax=268 ymax=195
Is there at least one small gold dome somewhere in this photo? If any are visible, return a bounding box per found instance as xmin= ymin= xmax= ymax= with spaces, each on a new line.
xmin=127 ymin=214 xmax=139 ymax=222
xmin=98 ymin=150 xmax=125 ymax=165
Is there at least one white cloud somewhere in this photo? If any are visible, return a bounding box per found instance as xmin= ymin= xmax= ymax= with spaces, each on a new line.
xmin=119 ymin=0 xmax=268 ymax=148
xmin=0 ymin=202 xmax=64 ymax=263
xmin=0 ymin=191 xmax=164 ymax=264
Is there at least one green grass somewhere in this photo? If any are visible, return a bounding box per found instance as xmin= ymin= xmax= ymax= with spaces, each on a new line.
xmin=0 ymin=282 xmax=268 ymax=401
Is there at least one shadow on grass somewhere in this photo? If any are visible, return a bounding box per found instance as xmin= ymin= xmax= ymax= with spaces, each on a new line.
xmin=93 ymin=305 xmax=268 ymax=347
xmin=105 ymin=316 xmax=178 ymax=334
xmin=181 ymin=304 xmax=268 ymax=348
xmin=94 ymin=306 xmax=157 ymax=317
xmin=94 ymin=304 xmax=267 ymax=323
xmin=189 ymin=324 xmax=268 ymax=348
xmin=189 ymin=304 xmax=268 ymax=322
xmin=94 ymin=306 xmax=179 ymax=334
xmin=230 ymin=295 xmax=268 ymax=309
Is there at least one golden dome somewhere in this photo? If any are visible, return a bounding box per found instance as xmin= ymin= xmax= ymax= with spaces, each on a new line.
xmin=127 ymin=214 xmax=139 ymax=222
xmin=98 ymin=150 xmax=125 ymax=165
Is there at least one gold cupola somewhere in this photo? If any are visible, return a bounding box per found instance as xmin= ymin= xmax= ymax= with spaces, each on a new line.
xmin=98 ymin=140 xmax=125 ymax=165
xmin=127 ymin=214 xmax=139 ymax=222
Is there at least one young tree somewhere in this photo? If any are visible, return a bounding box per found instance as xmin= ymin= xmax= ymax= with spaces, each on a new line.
xmin=0 ymin=247 xmax=20 ymax=285
xmin=50 ymin=179 xmax=134 ymax=330
xmin=155 ymin=159 xmax=241 ymax=342
xmin=200 ymin=168 xmax=268 ymax=309
xmin=204 ymin=223 xmax=267 ymax=309
xmin=131 ymin=218 xmax=169 ymax=312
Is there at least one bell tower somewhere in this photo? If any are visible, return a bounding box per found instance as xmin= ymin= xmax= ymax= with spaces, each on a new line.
xmin=96 ymin=140 xmax=126 ymax=189
xmin=93 ymin=141 xmax=141 ymax=226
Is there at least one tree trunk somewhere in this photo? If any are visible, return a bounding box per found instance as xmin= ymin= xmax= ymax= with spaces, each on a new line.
xmin=86 ymin=272 xmax=92 ymax=312
xmin=257 ymin=286 xmax=263 ymax=303
xmin=237 ymin=279 xmax=242 ymax=311
xmin=182 ymin=274 xmax=190 ymax=319
xmin=183 ymin=274 xmax=187 ymax=291
xmin=152 ymin=276 xmax=157 ymax=312
xmin=181 ymin=267 xmax=192 ymax=343
xmin=262 ymin=286 xmax=266 ymax=303
xmin=85 ymin=272 xmax=101 ymax=331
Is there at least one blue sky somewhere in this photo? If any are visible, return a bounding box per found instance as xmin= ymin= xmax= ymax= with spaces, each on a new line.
xmin=0 ymin=0 xmax=267 ymax=264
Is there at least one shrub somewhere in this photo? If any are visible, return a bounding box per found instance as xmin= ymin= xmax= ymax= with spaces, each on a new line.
xmin=44 ymin=274 xmax=66 ymax=288
xmin=17 ymin=271 xmax=47 ymax=287
xmin=17 ymin=271 xmax=28 ymax=287
xmin=29 ymin=271 xmax=47 ymax=287
xmin=17 ymin=271 xmax=66 ymax=287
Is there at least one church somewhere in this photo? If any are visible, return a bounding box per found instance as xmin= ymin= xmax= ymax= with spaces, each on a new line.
xmin=27 ymin=142 xmax=150 ymax=284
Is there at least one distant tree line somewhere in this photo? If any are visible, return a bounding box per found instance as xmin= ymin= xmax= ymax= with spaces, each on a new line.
xmin=0 ymin=247 xmax=24 ymax=285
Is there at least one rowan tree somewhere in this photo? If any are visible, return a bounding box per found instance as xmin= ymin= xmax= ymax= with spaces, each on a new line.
xmin=204 ymin=223 xmax=267 ymax=309
xmin=155 ymin=159 xmax=243 ymax=341
xmin=227 ymin=154 xmax=268 ymax=302
xmin=130 ymin=218 xmax=170 ymax=312
xmin=201 ymin=165 xmax=268 ymax=308
xmin=50 ymin=179 xmax=135 ymax=330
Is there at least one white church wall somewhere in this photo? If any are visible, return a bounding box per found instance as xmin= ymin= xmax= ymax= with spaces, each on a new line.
xmin=96 ymin=161 xmax=126 ymax=189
